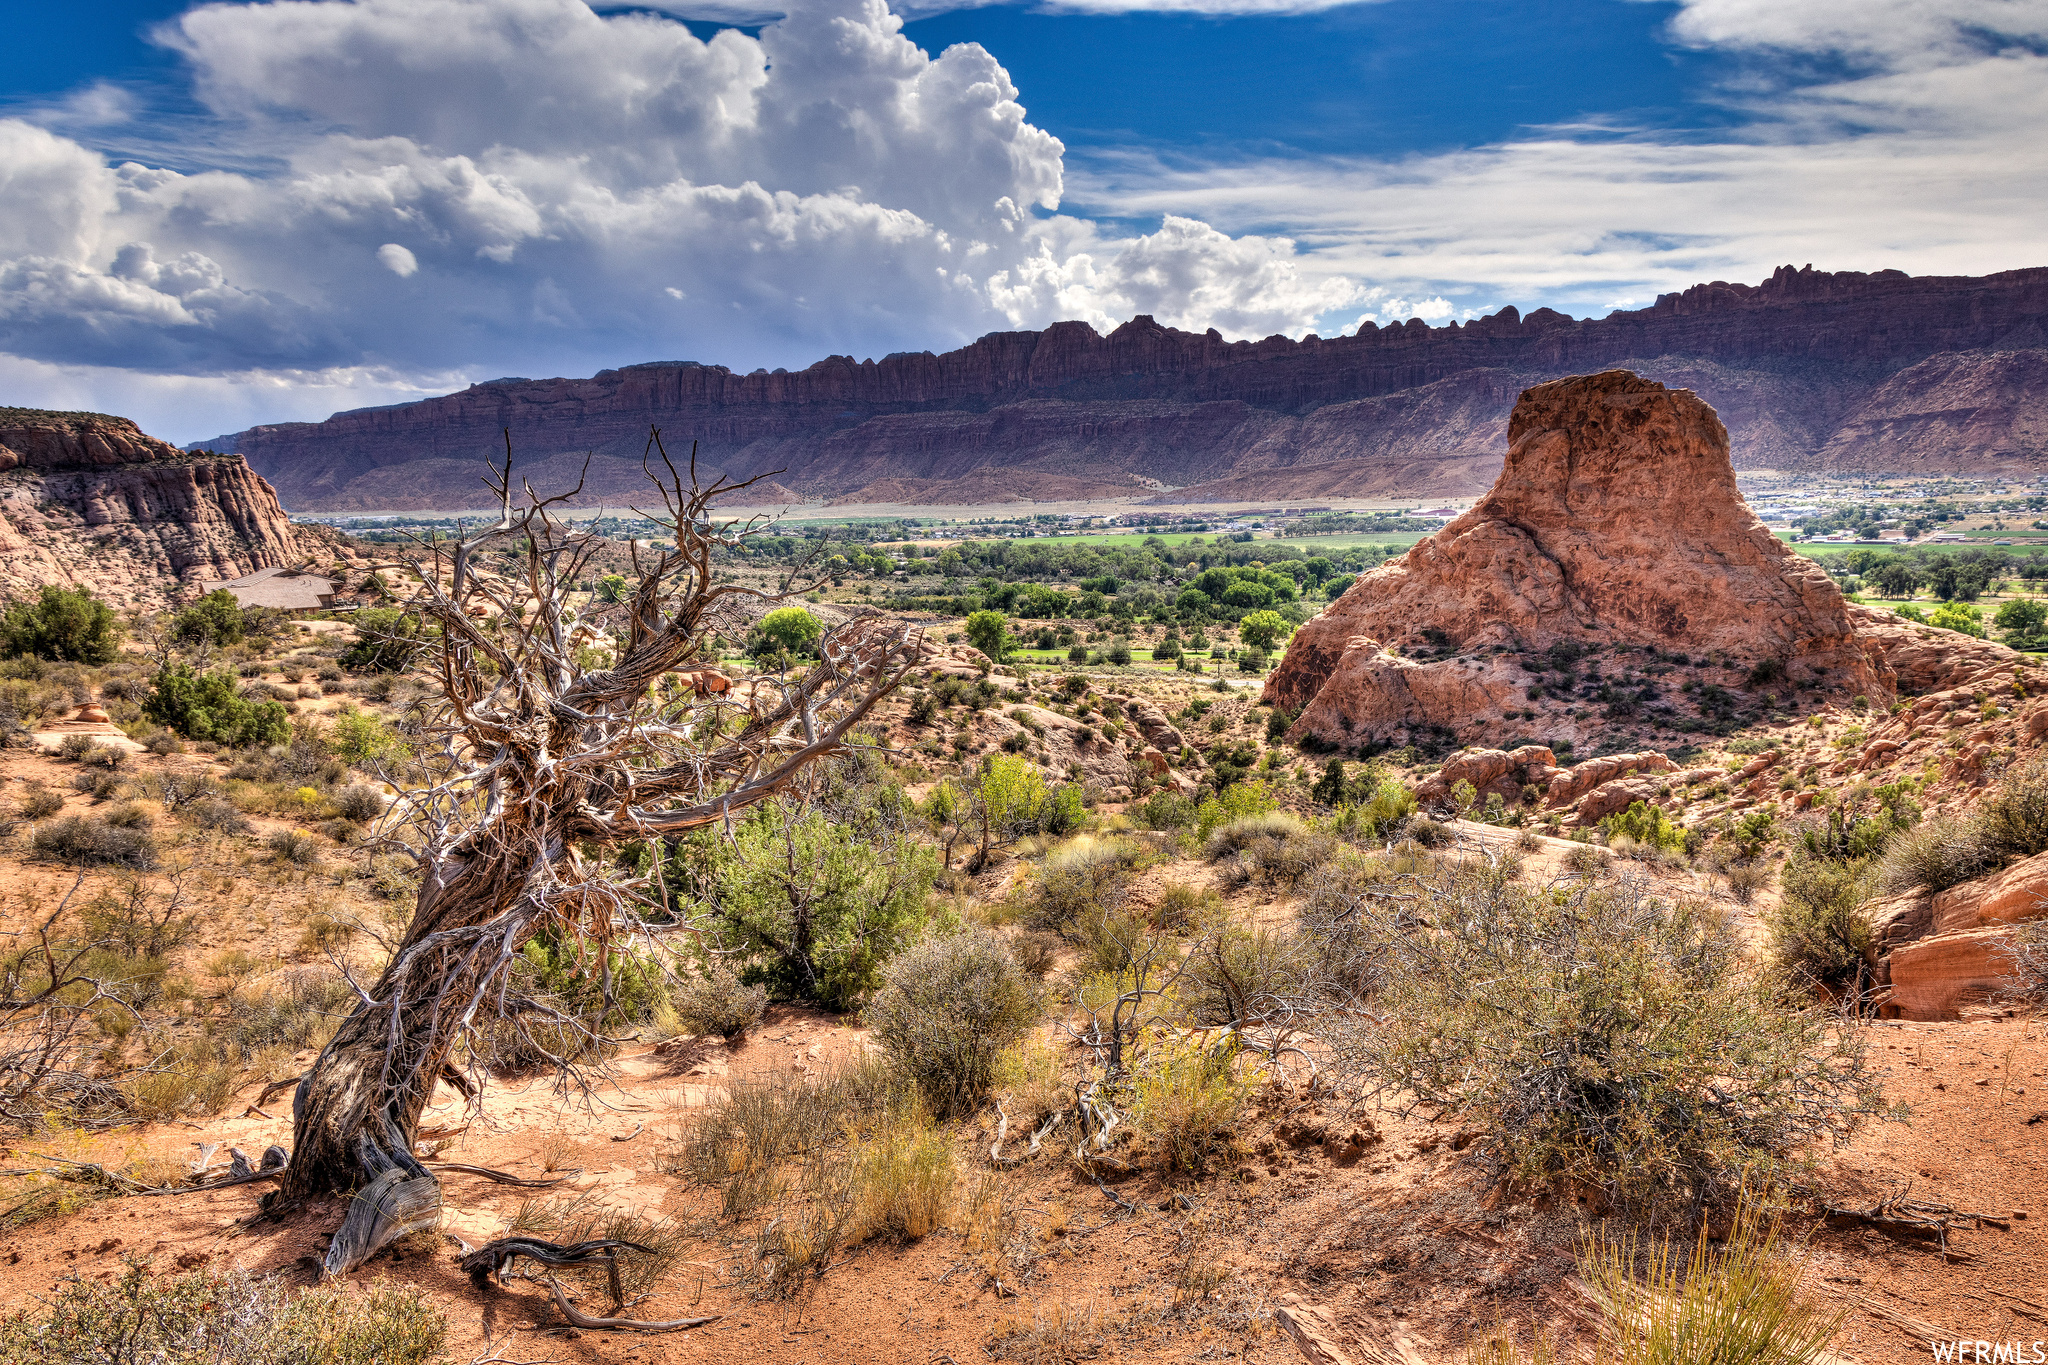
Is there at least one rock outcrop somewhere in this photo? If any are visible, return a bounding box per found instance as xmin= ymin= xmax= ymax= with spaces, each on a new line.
xmin=0 ymin=407 xmax=323 ymax=611
xmin=1265 ymin=371 xmax=1893 ymax=750
xmin=201 ymin=264 xmax=2048 ymax=511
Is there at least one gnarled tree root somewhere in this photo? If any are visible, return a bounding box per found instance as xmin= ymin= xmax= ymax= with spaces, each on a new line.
xmin=545 ymin=1277 xmax=721 ymax=1333
xmin=459 ymin=1236 xmax=657 ymax=1286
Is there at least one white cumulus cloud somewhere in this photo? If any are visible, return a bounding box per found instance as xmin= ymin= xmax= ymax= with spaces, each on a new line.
xmin=0 ymin=0 xmax=1346 ymax=439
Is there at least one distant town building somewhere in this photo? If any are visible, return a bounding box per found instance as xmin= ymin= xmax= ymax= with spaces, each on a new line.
xmin=196 ymin=565 xmax=336 ymax=611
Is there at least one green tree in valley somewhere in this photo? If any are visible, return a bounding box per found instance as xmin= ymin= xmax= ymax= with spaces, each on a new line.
xmin=1238 ymin=609 xmax=1290 ymax=652
xmin=964 ymin=609 xmax=1014 ymax=661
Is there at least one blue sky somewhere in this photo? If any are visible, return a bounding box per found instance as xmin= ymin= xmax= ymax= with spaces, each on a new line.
xmin=1 ymin=0 xmax=2043 ymax=441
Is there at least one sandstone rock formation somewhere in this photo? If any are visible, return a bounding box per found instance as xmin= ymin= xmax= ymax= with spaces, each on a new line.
xmin=1884 ymin=926 xmax=2027 ymax=1022
xmin=202 ymin=264 xmax=2048 ymax=511
xmin=1265 ymin=371 xmax=1893 ymax=751
xmin=0 ymin=407 xmax=324 ymax=611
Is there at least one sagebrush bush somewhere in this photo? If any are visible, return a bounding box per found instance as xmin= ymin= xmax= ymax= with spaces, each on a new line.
xmin=865 ymin=930 xmax=1041 ymax=1116
xmin=1203 ymin=811 xmax=1307 ymax=859
xmin=1017 ymin=837 xmax=1149 ymax=937
xmin=0 ymin=1263 xmax=446 ymax=1365
xmin=1767 ymin=854 xmax=1877 ymax=1000
xmin=332 ymin=783 xmax=385 ymax=824
xmin=1976 ymin=756 xmax=2048 ymax=859
xmin=268 ymin=829 xmax=321 ymax=866
xmin=1318 ymin=866 xmax=1889 ymax=1212
xmin=1179 ymin=923 xmax=1313 ymax=1031
xmin=1999 ymin=919 xmax=2048 ymax=1002
xmin=670 ymin=962 xmax=767 ymax=1039
xmin=1879 ymin=815 xmax=1994 ymax=893
xmin=1146 ymin=882 xmax=1223 ymax=933
xmin=31 ymin=815 xmax=156 ymax=868
xmin=18 ymin=784 xmax=64 ymax=819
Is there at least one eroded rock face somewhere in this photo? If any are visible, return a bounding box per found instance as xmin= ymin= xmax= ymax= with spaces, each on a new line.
xmin=1266 ymin=371 xmax=1892 ymax=748
xmin=1884 ymin=925 xmax=2023 ymax=1021
xmin=0 ymin=408 xmax=320 ymax=611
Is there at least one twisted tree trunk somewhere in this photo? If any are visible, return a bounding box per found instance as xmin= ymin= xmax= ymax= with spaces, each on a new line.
xmin=282 ymin=841 xmax=536 ymax=1199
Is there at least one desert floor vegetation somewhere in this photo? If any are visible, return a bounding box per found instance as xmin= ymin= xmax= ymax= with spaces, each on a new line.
xmin=0 ymin=510 xmax=2041 ymax=1364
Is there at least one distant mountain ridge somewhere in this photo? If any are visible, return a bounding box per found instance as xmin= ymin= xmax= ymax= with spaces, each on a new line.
xmin=199 ymin=264 xmax=2048 ymax=511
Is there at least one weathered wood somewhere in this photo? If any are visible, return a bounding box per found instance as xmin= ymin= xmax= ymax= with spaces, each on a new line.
xmin=545 ymin=1277 xmax=722 ymax=1333
xmin=323 ymin=1169 xmax=443 ymax=1278
xmin=460 ymin=1235 xmax=657 ymax=1286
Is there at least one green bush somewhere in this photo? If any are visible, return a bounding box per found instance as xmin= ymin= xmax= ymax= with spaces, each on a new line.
xmin=1767 ymin=853 xmax=1877 ymax=1000
xmin=1320 ymin=866 xmax=1889 ymax=1211
xmin=0 ymin=585 xmax=121 ymax=664
xmin=1976 ymin=756 xmax=2048 ymax=859
xmin=1133 ymin=790 xmax=1196 ymax=830
xmin=709 ymin=806 xmax=939 ymax=1010
xmin=1017 ymin=836 xmax=1149 ymax=938
xmin=1193 ymin=779 xmax=1277 ymax=840
xmin=338 ymin=607 xmax=428 ymax=673
xmin=1580 ymin=1201 xmax=1845 ymax=1365
xmin=143 ymin=665 xmax=289 ymax=746
xmin=1602 ymin=800 xmax=1686 ymax=852
xmin=864 ymin=929 xmax=1041 ymax=1116
xmin=0 ymin=1262 xmax=446 ymax=1365
xmin=756 ymin=606 xmax=823 ymax=656
xmin=1879 ymin=815 xmax=1995 ymax=892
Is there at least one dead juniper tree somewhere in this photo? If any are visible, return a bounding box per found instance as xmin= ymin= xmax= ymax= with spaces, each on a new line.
xmin=280 ymin=438 xmax=919 ymax=1220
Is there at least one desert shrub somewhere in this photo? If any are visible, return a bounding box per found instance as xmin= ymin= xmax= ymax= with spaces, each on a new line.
xmin=1178 ymin=923 xmax=1314 ymax=1032
xmin=1580 ymin=1200 xmax=1844 ymax=1365
xmin=144 ymin=665 xmax=290 ymax=747
xmin=338 ymin=607 xmax=429 ymax=672
xmin=71 ymin=768 xmax=126 ymax=801
xmin=1235 ymin=829 xmax=1339 ymax=887
xmin=268 ymin=829 xmax=322 ymax=866
xmin=670 ymin=962 xmax=767 ymax=1039
xmin=1602 ymin=800 xmax=1685 ymax=852
xmin=18 ymin=784 xmax=63 ymax=819
xmin=0 ymin=1262 xmax=446 ymax=1365
xmin=1878 ymin=815 xmax=1994 ymax=893
xmin=1767 ymin=853 xmax=1877 ymax=1001
xmin=1010 ymin=929 xmax=1062 ymax=977
xmin=31 ymin=815 xmax=156 ymax=868
xmin=1976 ymin=756 xmax=2048 ymax=860
xmin=1193 ymin=779 xmax=1277 ymax=841
xmin=1016 ymin=836 xmax=1149 ymax=937
xmin=1203 ymin=811 xmax=1306 ymax=859
xmin=172 ymin=589 xmax=252 ymax=647
xmin=866 ymin=930 xmax=1041 ymax=1116
xmin=1998 ymin=919 xmax=2048 ymax=1002
xmin=1146 ymin=882 xmax=1223 ymax=933
xmin=1296 ymin=852 xmax=1412 ymax=1003
xmin=145 ymin=730 xmax=185 ymax=755
xmin=703 ymin=805 xmax=939 ymax=1010
xmin=845 ymin=1107 xmax=957 ymax=1240
xmin=125 ymin=1030 xmax=240 ymax=1119
xmin=1129 ymin=1037 xmax=1251 ymax=1175
xmin=1318 ymin=868 xmax=1888 ymax=1212
xmin=1724 ymin=858 xmax=1770 ymax=906
xmin=231 ymin=972 xmax=353 ymax=1057
xmin=1405 ymin=815 xmax=1450 ymax=847
xmin=331 ymin=783 xmax=385 ymax=824
xmin=187 ymin=796 xmax=249 ymax=832
xmin=1133 ymin=789 xmax=1196 ymax=830
xmin=0 ymin=585 xmax=122 ymax=664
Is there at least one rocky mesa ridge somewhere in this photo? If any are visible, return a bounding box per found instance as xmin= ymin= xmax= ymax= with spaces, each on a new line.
xmin=202 ymin=263 xmax=2048 ymax=510
xmin=0 ymin=407 xmax=325 ymax=611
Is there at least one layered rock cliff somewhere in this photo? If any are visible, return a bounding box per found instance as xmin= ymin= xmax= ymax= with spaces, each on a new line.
xmin=0 ymin=407 xmax=322 ymax=611
xmin=202 ymin=264 xmax=2048 ymax=511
